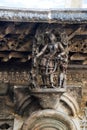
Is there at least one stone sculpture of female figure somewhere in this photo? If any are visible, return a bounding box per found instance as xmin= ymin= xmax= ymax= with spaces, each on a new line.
xmin=32 ymin=28 xmax=68 ymax=88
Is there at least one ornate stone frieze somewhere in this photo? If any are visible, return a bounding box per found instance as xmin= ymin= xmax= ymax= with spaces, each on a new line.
xmin=0 ymin=67 xmax=86 ymax=87
xmin=0 ymin=71 xmax=30 ymax=85
xmin=67 ymin=69 xmax=87 ymax=86
xmin=69 ymin=38 xmax=87 ymax=53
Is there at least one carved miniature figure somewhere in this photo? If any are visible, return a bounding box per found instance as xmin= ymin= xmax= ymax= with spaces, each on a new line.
xmin=29 ymin=35 xmax=48 ymax=88
xmin=42 ymin=31 xmax=65 ymax=88
xmin=36 ymin=31 xmax=58 ymax=88
xmin=58 ymin=59 xmax=67 ymax=88
xmin=41 ymin=30 xmax=68 ymax=88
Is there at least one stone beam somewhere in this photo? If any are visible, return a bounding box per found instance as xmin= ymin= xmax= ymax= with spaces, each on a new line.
xmin=0 ymin=8 xmax=87 ymax=23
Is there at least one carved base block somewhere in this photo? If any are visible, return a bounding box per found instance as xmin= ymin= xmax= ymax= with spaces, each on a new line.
xmin=29 ymin=88 xmax=66 ymax=109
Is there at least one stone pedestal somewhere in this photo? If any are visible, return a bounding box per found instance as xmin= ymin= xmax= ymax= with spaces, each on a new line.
xmin=30 ymin=88 xmax=66 ymax=109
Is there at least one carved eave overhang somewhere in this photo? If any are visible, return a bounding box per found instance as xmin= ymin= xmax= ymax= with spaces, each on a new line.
xmin=0 ymin=8 xmax=87 ymax=23
xmin=0 ymin=8 xmax=86 ymax=66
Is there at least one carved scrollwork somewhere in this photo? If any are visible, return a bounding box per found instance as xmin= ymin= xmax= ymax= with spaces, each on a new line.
xmin=69 ymin=38 xmax=87 ymax=53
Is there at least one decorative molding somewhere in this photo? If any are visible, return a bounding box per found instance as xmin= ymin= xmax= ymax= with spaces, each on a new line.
xmin=0 ymin=68 xmax=86 ymax=86
xmin=0 ymin=8 xmax=87 ymax=23
xmin=69 ymin=39 xmax=87 ymax=53
xmin=22 ymin=109 xmax=79 ymax=130
xmin=67 ymin=69 xmax=87 ymax=85
xmin=0 ymin=71 xmax=30 ymax=85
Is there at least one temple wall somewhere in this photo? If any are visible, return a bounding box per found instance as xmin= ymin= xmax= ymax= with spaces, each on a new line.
xmin=0 ymin=9 xmax=86 ymax=130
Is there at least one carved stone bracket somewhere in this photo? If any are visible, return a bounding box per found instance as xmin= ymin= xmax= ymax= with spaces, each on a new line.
xmin=30 ymin=88 xmax=66 ymax=109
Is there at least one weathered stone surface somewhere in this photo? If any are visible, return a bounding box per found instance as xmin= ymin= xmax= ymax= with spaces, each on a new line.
xmin=0 ymin=96 xmax=13 ymax=119
xmin=0 ymin=83 xmax=8 ymax=95
xmin=30 ymin=88 xmax=66 ymax=109
xmin=0 ymin=8 xmax=87 ymax=24
xmin=22 ymin=109 xmax=79 ymax=130
xmin=13 ymin=117 xmax=24 ymax=130
xmin=0 ymin=8 xmax=86 ymax=130
xmin=0 ymin=120 xmax=14 ymax=130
